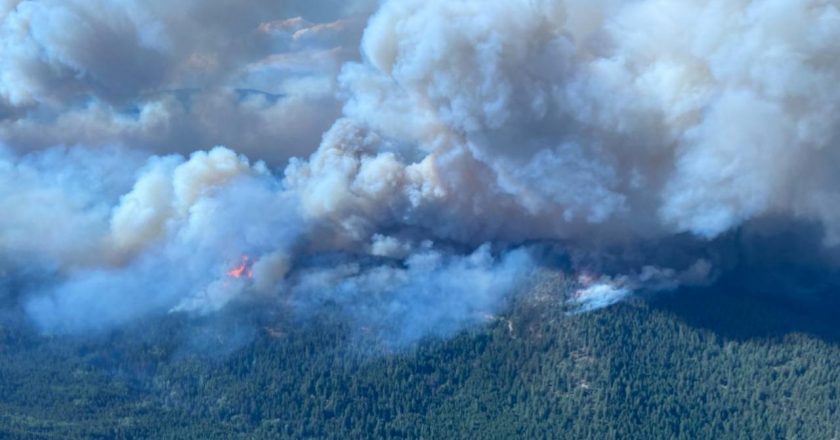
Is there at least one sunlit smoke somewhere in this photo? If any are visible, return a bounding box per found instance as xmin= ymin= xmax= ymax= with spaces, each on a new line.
xmin=3 ymin=0 xmax=840 ymax=346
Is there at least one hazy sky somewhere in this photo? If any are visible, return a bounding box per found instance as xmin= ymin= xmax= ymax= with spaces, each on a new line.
xmin=0 ymin=0 xmax=377 ymax=164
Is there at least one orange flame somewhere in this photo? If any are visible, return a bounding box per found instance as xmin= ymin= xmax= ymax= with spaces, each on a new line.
xmin=227 ymin=256 xmax=254 ymax=279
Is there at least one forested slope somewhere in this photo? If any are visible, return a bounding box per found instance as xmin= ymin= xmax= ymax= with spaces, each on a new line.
xmin=1 ymin=283 xmax=839 ymax=439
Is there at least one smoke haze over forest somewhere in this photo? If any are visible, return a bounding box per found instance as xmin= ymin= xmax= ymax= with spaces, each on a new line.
xmin=3 ymin=0 xmax=840 ymax=347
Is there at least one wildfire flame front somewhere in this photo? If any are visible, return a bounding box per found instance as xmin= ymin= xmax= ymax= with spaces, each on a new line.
xmin=227 ymin=256 xmax=253 ymax=279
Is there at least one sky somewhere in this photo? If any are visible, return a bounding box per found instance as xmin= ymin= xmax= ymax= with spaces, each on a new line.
xmin=2 ymin=0 xmax=840 ymax=347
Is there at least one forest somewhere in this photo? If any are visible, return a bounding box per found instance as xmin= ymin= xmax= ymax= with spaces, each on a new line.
xmin=1 ymin=276 xmax=839 ymax=439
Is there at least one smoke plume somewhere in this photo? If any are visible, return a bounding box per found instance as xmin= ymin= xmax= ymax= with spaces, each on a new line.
xmin=3 ymin=0 xmax=840 ymax=346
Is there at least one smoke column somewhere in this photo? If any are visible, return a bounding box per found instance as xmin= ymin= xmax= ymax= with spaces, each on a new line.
xmin=3 ymin=0 xmax=840 ymax=345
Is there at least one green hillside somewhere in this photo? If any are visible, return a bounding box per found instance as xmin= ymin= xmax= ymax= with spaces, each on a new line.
xmin=1 ymin=282 xmax=839 ymax=439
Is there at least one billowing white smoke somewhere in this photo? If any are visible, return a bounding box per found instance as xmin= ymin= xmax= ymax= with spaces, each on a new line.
xmin=3 ymin=0 xmax=840 ymax=344
xmin=315 ymin=0 xmax=840 ymax=244
xmin=1 ymin=145 xmax=530 ymax=341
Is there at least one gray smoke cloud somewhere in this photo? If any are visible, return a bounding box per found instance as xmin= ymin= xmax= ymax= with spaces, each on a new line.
xmin=3 ymin=0 xmax=840 ymax=346
xmin=0 ymin=0 xmax=377 ymax=164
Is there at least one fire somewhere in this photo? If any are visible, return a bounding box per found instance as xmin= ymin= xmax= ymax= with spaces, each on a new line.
xmin=227 ymin=255 xmax=254 ymax=279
